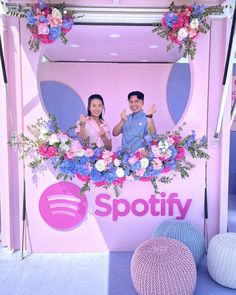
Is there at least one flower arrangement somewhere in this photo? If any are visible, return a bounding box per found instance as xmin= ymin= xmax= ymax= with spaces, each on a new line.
xmin=153 ymin=2 xmax=223 ymax=59
xmin=11 ymin=115 xmax=209 ymax=196
xmin=26 ymin=0 xmax=74 ymax=51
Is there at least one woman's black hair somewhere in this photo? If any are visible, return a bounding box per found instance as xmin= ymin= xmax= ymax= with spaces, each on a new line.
xmin=87 ymin=94 xmax=105 ymax=121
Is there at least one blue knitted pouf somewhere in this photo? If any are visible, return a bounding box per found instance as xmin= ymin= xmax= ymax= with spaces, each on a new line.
xmin=152 ymin=219 xmax=205 ymax=266
xmin=207 ymin=233 xmax=236 ymax=289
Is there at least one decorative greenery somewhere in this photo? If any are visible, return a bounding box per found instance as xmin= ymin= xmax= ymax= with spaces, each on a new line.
xmin=153 ymin=2 xmax=224 ymax=59
xmin=7 ymin=0 xmax=75 ymax=52
xmin=9 ymin=115 xmax=209 ymax=196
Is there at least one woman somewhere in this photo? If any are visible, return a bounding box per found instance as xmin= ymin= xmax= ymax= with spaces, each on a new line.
xmin=76 ymin=94 xmax=112 ymax=151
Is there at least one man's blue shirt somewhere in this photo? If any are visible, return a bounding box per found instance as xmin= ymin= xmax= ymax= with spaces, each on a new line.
xmin=121 ymin=110 xmax=148 ymax=152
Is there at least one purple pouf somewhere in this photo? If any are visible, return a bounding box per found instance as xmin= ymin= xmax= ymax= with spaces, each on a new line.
xmin=131 ymin=237 xmax=197 ymax=295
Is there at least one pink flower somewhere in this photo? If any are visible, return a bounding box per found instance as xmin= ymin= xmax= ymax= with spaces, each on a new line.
xmin=128 ymin=156 xmax=138 ymax=165
xmin=171 ymin=135 xmax=181 ymax=144
xmin=188 ymin=29 xmax=197 ymax=39
xmin=112 ymin=177 xmax=126 ymax=186
xmin=41 ymin=34 xmax=54 ymax=44
xmin=66 ymin=140 xmax=82 ymax=159
xmin=85 ymin=148 xmax=94 ymax=157
xmin=38 ymin=23 xmax=49 ymax=35
xmin=38 ymin=144 xmax=57 ymax=158
xmin=175 ymin=146 xmax=185 ymax=160
xmin=102 ymin=150 xmax=113 ymax=165
xmin=162 ymin=167 xmax=171 ymax=173
xmin=134 ymin=148 xmax=146 ymax=159
xmin=76 ymin=174 xmax=90 ymax=182
xmin=140 ymin=176 xmax=152 ymax=182
xmin=94 ymin=181 xmax=107 ymax=187
xmin=136 ymin=168 xmax=145 ymax=177
xmin=152 ymin=158 xmax=163 ymax=170
xmin=169 ymin=31 xmax=180 ymax=44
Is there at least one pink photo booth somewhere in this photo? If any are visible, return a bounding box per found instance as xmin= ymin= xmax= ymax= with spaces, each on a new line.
xmin=0 ymin=11 xmax=232 ymax=253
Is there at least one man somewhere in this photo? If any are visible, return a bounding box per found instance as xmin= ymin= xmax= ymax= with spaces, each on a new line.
xmin=112 ymin=91 xmax=156 ymax=152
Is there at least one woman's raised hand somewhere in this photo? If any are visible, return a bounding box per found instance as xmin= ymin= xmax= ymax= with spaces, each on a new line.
xmin=79 ymin=114 xmax=87 ymax=126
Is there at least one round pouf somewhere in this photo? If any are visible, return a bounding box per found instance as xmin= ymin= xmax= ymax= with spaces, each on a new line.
xmin=207 ymin=233 xmax=236 ymax=289
xmin=131 ymin=237 xmax=196 ymax=295
xmin=152 ymin=219 xmax=205 ymax=266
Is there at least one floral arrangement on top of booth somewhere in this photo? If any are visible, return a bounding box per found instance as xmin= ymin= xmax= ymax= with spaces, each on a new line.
xmin=12 ymin=115 xmax=209 ymax=196
xmin=153 ymin=2 xmax=224 ymax=59
xmin=17 ymin=0 xmax=74 ymax=52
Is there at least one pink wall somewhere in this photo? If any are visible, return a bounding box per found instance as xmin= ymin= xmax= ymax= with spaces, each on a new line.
xmin=0 ymin=15 xmax=231 ymax=252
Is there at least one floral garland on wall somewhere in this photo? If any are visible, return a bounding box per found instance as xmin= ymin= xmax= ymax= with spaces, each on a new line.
xmin=12 ymin=115 xmax=209 ymax=196
xmin=153 ymin=2 xmax=224 ymax=59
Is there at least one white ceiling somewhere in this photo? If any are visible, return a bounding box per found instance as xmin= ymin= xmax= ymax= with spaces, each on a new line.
xmin=44 ymin=25 xmax=183 ymax=63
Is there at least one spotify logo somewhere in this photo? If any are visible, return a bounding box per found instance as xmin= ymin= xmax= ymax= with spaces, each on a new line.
xmin=39 ymin=182 xmax=87 ymax=231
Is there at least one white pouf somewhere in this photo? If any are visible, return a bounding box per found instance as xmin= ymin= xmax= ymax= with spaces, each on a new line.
xmin=207 ymin=233 xmax=236 ymax=289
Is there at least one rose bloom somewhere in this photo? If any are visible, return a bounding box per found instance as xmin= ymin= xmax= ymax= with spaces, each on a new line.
xmin=113 ymin=158 xmax=121 ymax=167
xmin=95 ymin=159 xmax=106 ymax=172
xmin=38 ymin=23 xmax=49 ymax=35
xmin=140 ymin=158 xmax=149 ymax=169
xmin=189 ymin=29 xmax=197 ymax=39
xmin=177 ymin=28 xmax=189 ymax=41
xmin=116 ymin=167 xmax=125 ymax=178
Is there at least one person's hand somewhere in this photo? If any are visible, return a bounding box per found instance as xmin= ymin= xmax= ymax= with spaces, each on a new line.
xmin=120 ymin=109 xmax=127 ymax=122
xmin=147 ymin=104 xmax=156 ymax=116
xmin=79 ymin=114 xmax=87 ymax=126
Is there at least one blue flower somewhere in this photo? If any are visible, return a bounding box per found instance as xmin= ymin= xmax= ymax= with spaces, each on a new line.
xmin=200 ymin=135 xmax=207 ymax=145
xmin=39 ymin=16 xmax=48 ymax=23
xmin=27 ymin=12 xmax=37 ymax=25
xmin=38 ymin=0 xmax=47 ymax=10
xmin=62 ymin=18 xmax=73 ymax=30
xmin=47 ymin=120 xmax=55 ymax=133
xmin=193 ymin=4 xmax=206 ymax=17
xmin=48 ymin=27 xmax=61 ymax=41
xmin=165 ymin=13 xmax=178 ymax=28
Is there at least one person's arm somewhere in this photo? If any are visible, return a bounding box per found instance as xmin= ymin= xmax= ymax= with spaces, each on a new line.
xmin=76 ymin=115 xmax=87 ymax=140
xmin=99 ymin=124 xmax=112 ymax=151
xmin=146 ymin=104 xmax=157 ymax=135
xmin=101 ymin=134 xmax=112 ymax=151
xmin=112 ymin=109 xmax=127 ymax=137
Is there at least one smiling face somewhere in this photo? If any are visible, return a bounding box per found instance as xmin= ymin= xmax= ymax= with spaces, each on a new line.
xmin=89 ymin=98 xmax=104 ymax=118
xmin=128 ymin=95 xmax=144 ymax=113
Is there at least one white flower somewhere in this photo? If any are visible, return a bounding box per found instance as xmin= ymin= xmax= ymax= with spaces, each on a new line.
xmin=38 ymin=133 xmax=49 ymax=141
xmin=39 ymin=125 xmax=50 ymax=135
xmin=177 ymin=28 xmax=189 ymax=41
xmin=52 ymin=8 xmax=62 ymax=19
xmin=77 ymin=149 xmax=85 ymax=157
xmin=113 ymin=158 xmax=121 ymax=167
xmin=60 ymin=143 xmax=70 ymax=152
xmin=48 ymin=134 xmax=60 ymax=145
xmin=116 ymin=167 xmax=125 ymax=178
xmin=190 ymin=18 xmax=199 ymax=30
xmin=140 ymin=158 xmax=149 ymax=169
xmin=158 ymin=140 xmax=168 ymax=150
xmin=95 ymin=159 xmax=106 ymax=172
